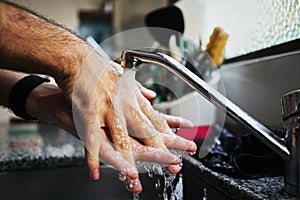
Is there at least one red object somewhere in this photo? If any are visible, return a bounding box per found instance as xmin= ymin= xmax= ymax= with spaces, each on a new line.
xmin=175 ymin=126 xmax=211 ymax=142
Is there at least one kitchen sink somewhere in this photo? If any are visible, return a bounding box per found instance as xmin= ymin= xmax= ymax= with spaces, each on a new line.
xmin=0 ymin=161 xmax=231 ymax=200
xmin=182 ymin=160 xmax=231 ymax=200
xmin=0 ymin=166 xmax=166 ymax=200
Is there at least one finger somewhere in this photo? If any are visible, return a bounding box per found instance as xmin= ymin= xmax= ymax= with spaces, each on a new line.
xmin=126 ymin=105 xmax=180 ymax=173
xmin=138 ymin=95 xmax=197 ymax=152
xmin=126 ymin=103 xmax=168 ymax=151
xmin=127 ymin=95 xmax=185 ymax=174
xmin=138 ymin=87 xmax=193 ymax=128
xmin=72 ymin=104 xmax=103 ymax=181
xmin=82 ymin=120 xmax=102 ymax=180
xmin=131 ymin=138 xmax=181 ymax=174
xmin=137 ymin=82 xmax=156 ymax=100
xmin=163 ymin=114 xmax=194 ymax=128
xmin=99 ymin=128 xmax=142 ymax=193
xmin=137 ymin=94 xmax=171 ymax=132
xmin=106 ymin=112 xmax=135 ymax=165
xmin=166 ymin=164 xmax=182 ymax=174
xmin=81 ymin=118 xmax=142 ymax=192
xmin=106 ymin=156 xmax=142 ymax=193
xmin=131 ymin=138 xmax=179 ymax=165
xmin=85 ymin=147 xmax=100 ymax=180
xmin=161 ymin=132 xmax=197 ymax=153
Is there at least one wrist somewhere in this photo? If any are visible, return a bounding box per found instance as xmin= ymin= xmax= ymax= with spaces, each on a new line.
xmin=56 ymin=48 xmax=117 ymax=99
xmin=52 ymin=41 xmax=93 ymax=93
xmin=50 ymin=42 xmax=93 ymax=97
xmin=9 ymin=75 xmax=50 ymax=120
xmin=25 ymin=82 xmax=47 ymax=120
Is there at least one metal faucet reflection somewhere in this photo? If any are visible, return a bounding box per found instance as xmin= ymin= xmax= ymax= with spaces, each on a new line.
xmin=120 ymin=49 xmax=300 ymax=197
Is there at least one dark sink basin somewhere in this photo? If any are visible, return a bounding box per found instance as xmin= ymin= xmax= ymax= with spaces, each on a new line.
xmin=0 ymin=162 xmax=231 ymax=200
xmin=0 ymin=166 xmax=174 ymax=200
xmin=0 ymin=166 xmax=181 ymax=200
xmin=0 ymin=167 xmax=132 ymax=200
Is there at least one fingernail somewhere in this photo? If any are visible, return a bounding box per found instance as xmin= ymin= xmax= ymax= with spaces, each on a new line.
xmin=129 ymin=179 xmax=142 ymax=193
xmin=168 ymin=164 xmax=181 ymax=174
xmin=90 ymin=168 xmax=100 ymax=180
xmin=190 ymin=142 xmax=197 ymax=152
xmin=147 ymin=89 xmax=156 ymax=96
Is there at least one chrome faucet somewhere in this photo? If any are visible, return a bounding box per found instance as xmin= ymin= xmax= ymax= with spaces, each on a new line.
xmin=120 ymin=49 xmax=300 ymax=197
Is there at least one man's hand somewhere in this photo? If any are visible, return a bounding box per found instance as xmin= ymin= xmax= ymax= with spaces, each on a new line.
xmin=27 ymin=76 xmax=196 ymax=193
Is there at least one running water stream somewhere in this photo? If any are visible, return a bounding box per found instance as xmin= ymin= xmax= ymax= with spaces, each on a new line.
xmin=130 ymin=150 xmax=185 ymax=200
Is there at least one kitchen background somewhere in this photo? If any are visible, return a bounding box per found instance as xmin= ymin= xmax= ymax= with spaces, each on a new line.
xmin=1 ymin=0 xmax=299 ymax=129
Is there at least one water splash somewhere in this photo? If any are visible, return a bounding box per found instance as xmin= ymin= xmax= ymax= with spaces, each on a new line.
xmin=129 ymin=179 xmax=139 ymax=189
xmin=171 ymin=173 xmax=183 ymax=200
xmin=152 ymin=163 xmax=164 ymax=176
xmin=131 ymin=150 xmax=184 ymax=200
xmin=118 ymin=172 xmax=126 ymax=182
xmin=132 ymin=193 xmax=140 ymax=200
xmin=203 ymin=188 xmax=208 ymax=200
xmin=162 ymin=171 xmax=177 ymax=200
xmin=155 ymin=179 xmax=161 ymax=190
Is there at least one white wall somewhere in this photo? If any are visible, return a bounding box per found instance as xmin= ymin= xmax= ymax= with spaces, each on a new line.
xmin=11 ymin=0 xmax=168 ymax=31
xmin=220 ymin=51 xmax=300 ymax=128
xmin=11 ymin=0 xmax=104 ymax=30
xmin=113 ymin=0 xmax=168 ymax=33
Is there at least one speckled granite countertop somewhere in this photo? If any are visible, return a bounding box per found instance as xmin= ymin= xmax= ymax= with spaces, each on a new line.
xmin=0 ymin=122 xmax=85 ymax=171
xmin=183 ymin=156 xmax=292 ymax=200
xmin=0 ymin=122 xmax=294 ymax=199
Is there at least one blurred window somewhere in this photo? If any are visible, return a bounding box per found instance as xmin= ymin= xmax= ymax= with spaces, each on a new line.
xmin=202 ymin=0 xmax=300 ymax=58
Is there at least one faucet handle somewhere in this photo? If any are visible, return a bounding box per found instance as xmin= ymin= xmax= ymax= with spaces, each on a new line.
xmin=281 ymin=89 xmax=300 ymax=197
xmin=281 ymin=89 xmax=300 ymax=121
xmin=120 ymin=50 xmax=157 ymax=70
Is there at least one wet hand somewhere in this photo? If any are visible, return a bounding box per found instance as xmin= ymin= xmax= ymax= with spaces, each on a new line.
xmin=54 ymin=51 xmax=197 ymax=193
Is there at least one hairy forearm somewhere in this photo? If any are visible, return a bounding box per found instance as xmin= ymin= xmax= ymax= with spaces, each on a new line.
xmin=0 ymin=1 xmax=92 ymax=86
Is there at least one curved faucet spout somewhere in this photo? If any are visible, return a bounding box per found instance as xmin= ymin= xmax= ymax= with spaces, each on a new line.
xmin=121 ymin=50 xmax=290 ymax=160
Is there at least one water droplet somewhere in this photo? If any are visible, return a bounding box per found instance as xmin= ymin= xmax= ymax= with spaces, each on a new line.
xmin=152 ymin=163 xmax=163 ymax=176
xmin=179 ymin=162 xmax=183 ymax=168
xmin=143 ymin=165 xmax=153 ymax=178
xmin=132 ymin=193 xmax=140 ymax=200
xmin=203 ymin=188 xmax=208 ymax=200
xmin=155 ymin=179 xmax=161 ymax=190
xmin=148 ymin=171 xmax=153 ymax=178
xmin=118 ymin=172 xmax=126 ymax=182
xmin=172 ymin=173 xmax=183 ymax=200
xmin=114 ymin=135 xmax=122 ymax=145
xmin=129 ymin=179 xmax=138 ymax=188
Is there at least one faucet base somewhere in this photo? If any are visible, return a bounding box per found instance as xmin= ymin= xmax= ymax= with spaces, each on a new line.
xmin=285 ymin=182 xmax=300 ymax=197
